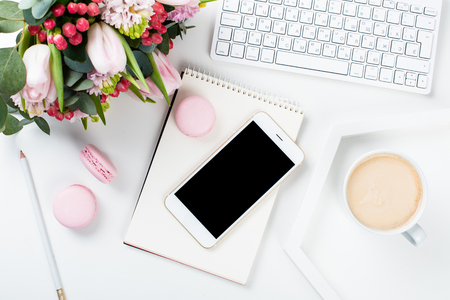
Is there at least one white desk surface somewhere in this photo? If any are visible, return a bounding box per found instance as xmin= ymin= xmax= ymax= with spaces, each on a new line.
xmin=1 ymin=2 xmax=449 ymax=299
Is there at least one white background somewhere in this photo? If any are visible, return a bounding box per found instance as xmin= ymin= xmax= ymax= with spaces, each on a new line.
xmin=1 ymin=0 xmax=449 ymax=299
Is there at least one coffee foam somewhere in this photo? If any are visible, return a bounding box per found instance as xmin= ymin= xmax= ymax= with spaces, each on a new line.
xmin=346 ymin=153 xmax=423 ymax=231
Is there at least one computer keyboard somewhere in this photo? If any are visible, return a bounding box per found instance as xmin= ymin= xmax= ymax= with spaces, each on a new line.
xmin=210 ymin=0 xmax=442 ymax=94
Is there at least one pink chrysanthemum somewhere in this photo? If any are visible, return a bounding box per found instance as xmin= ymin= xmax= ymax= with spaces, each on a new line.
xmin=11 ymin=92 xmax=52 ymax=118
xmin=87 ymin=69 xmax=120 ymax=95
xmin=99 ymin=0 xmax=154 ymax=37
xmin=167 ymin=5 xmax=200 ymax=22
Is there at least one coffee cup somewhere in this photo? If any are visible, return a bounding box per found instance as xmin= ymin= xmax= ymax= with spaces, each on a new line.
xmin=343 ymin=149 xmax=427 ymax=247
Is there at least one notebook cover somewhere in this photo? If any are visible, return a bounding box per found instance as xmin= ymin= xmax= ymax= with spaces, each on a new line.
xmin=124 ymin=68 xmax=304 ymax=284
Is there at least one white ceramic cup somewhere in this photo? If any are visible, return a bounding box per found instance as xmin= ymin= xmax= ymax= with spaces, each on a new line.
xmin=343 ymin=149 xmax=427 ymax=247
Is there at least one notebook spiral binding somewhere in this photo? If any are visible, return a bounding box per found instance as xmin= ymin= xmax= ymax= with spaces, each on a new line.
xmin=184 ymin=67 xmax=304 ymax=114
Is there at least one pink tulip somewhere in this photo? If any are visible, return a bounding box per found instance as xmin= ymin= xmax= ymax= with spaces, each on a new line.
xmin=11 ymin=44 xmax=57 ymax=117
xmin=86 ymin=22 xmax=126 ymax=76
xmin=128 ymin=50 xmax=181 ymax=103
xmin=156 ymin=0 xmax=192 ymax=6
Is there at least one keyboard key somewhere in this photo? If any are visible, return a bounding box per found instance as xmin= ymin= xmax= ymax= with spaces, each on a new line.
xmin=394 ymin=70 xmax=405 ymax=84
xmin=330 ymin=16 xmax=344 ymax=29
xmin=298 ymin=0 xmax=312 ymax=9
xmin=243 ymin=16 xmax=257 ymax=29
xmin=315 ymin=13 xmax=329 ymax=26
xmin=271 ymin=6 xmax=285 ymax=19
xmin=284 ymin=0 xmax=298 ymax=7
xmin=359 ymin=20 xmax=373 ymax=34
xmin=261 ymin=48 xmax=275 ymax=62
xmin=416 ymin=15 xmax=435 ymax=30
xmin=255 ymin=3 xmax=270 ymax=16
xmin=367 ymin=50 xmax=381 ymax=64
xmin=218 ymin=27 xmax=233 ymax=40
xmin=287 ymin=23 xmax=302 ymax=36
xmin=368 ymin=0 xmax=381 ymax=6
xmin=302 ymin=26 xmax=317 ymax=39
xmin=375 ymin=37 xmax=390 ymax=51
xmin=417 ymin=30 xmax=433 ymax=59
xmin=410 ymin=5 xmax=423 ymax=14
xmin=276 ymin=51 xmax=349 ymax=74
xmin=248 ymin=32 xmax=262 ymax=45
xmin=241 ymin=1 xmax=255 ymax=14
xmin=246 ymin=46 xmax=260 ymax=60
xmin=332 ymin=30 xmax=347 ymax=44
xmin=258 ymin=19 xmax=272 ymax=32
xmin=221 ymin=13 xmax=242 ymax=27
xmin=216 ymin=41 xmax=230 ymax=56
xmin=279 ymin=36 xmax=293 ymax=49
xmin=358 ymin=6 xmax=372 ymax=19
xmin=347 ymin=33 xmax=361 ymax=46
xmin=386 ymin=10 xmax=400 ymax=24
xmin=285 ymin=8 xmax=299 ymax=21
xmin=373 ymin=22 xmax=387 ymax=36
xmin=372 ymin=8 xmax=386 ymax=21
xmin=234 ymin=29 xmax=248 ymax=43
xmin=402 ymin=27 xmax=416 ymax=41
xmin=343 ymin=3 xmax=357 ymax=16
xmin=379 ymin=68 xmax=393 ymax=82
xmin=273 ymin=21 xmax=287 ymax=34
xmin=263 ymin=34 xmax=277 ymax=47
xmin=405 ymin=42 xmax=419 ymax=56
xmin=328 ymin=1 xmax=342 ymax=14
xmin=391 ymin=40 xmax=404 ymax=54
xmin=308 ymin=41 xmax=322 ymax=55
xmin=361 ymin=35 xmax=375 ymax=48
xmin=388 ymin=25 xmax=401 ymax=39
xmin=381 ymin=53 xmax=395 ymax=67
xmin=424 ymin=7 xmax=437 ymax=17
xmin=396 ymin=56 xmax=429 ymax=73
xmin=300 ymin=10 xmax=314 ymax=23
xmin=417 ymin=74 xmax=428 ymax=88
xmin=401 ymin=13 xmax=415 ymax=27
xmin=396 ymin=2 xmax=409 ymax=11
xmin=350 ymin=63 xmax=364 ymax=77
xmin=223 ymin=0 xmax=240 ymax=12
xmin=313 ymin=0 xmax=328 ymax=12
xmin=382 ymin=0 xmax=395 ymax=9
xmin=293 ymin=38 xmax=307 ymax=52
xmin=344 ymin=18 xmax=358 ymax=31
xmin=230 ymin=44 xmax=245 ymax=58
xmin=323 ymin=43 xmax=337 ymax=57
xmin=318 ymin=28 xmax=332 ymax=41
xmin=352 ymin=48 xmax=366 ymax=61
xmin=337 ymin=46 xmax=351 ymax=59
xmin=364 ymin=65 xmax=378 ymax=79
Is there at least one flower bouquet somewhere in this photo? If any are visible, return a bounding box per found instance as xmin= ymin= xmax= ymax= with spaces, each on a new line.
xmin=0 ymin=0 xmax=211 ymax=135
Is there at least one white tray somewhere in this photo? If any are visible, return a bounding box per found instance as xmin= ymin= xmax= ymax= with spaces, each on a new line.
xmin=284 ymin=109 xmax=450 ymax=299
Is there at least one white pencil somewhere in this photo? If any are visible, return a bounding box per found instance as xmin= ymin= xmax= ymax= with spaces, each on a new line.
xmin=20 ymin=151 xmax=66 ymax=300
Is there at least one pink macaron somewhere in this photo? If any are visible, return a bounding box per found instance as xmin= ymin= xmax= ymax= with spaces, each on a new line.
xmin=80 ymin=144 xmax=117 ymax=184
xmin=175 ymin=96 xmax=216 ymax=138
xmin=53 ymin=184 xmax=97 ymax=229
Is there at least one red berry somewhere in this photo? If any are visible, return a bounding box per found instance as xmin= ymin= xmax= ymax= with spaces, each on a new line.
xmin=151 ymin=21 xmax=161 ymax=30
xmin=55 ymin=111 xmax=64 ymax=121
xmin=157 ymin=25 xmax=167 ymax=34
xmin=67 ymin=2 xmax=78 ymax=14
xmin=141 ymin=36 xmax=153 ymax=46
xmin=62 ymin=22 xmax=77 ymax=38
xmin=152 ymin=2 xmax=165 ymax=15
xmin=110 ymin=89 xmax=120 ymax=97
xmin=101 ymin=94 xmax=108 ymax=103
xmin=76 ymin=18 xmax=90 ymax=32
xmin=69 ymin=32 xmax=83 ymax=46
xmin=116 ymin=82 xmax=128 ymax=92
xmin=141 ymin=29 xmax=149 ymax=39
xmin=150 ymin=14 xmax=159 ymax=23
xmin=43 ymin=19 xmax=56 ymax=30
xmin=56 ymin=38 xmax=68 ymax=50
xmin=151 ymin=33 xmax=163 ymax=45
xmin=158 ymin=11 xmax=168 ymax=23
xmin=54 ymin=100 xmax=60 ymax=110
xmin=77 ymin=3 xmax=88 ymax=15
xmin=87 ymin=3 xmax=100 ymax=17
xmin=47 ymin=34 xmax=55 ymax=44
xmin=38 ymin=30 xmax=47 ymax=43
xmin=28 ymin=25 xmax=41 ymax=36
xmin=46 ymin=106 xmax=57 ymax=117
xmin=120 ymin=77 xmax=131 ymax=86
xmin=92 ymin=0 xmax=102 ymax=3
xmin=169 ymin=39 xmax=173 ymax=50
xmin=53 ymin=34 xmax=65 ymax=45
xmin=51 ymin=4 xmax=65 ymax=17
xmin=64 ymin=111 xmax=74 ymax=120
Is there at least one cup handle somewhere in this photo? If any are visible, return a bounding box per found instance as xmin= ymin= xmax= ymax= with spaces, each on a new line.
xmin=401 ymin=224 xmax=426 ymax=247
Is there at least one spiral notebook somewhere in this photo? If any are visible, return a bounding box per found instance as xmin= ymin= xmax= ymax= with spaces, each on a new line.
xmin=124 ymin=68 xmax=305 ymax=285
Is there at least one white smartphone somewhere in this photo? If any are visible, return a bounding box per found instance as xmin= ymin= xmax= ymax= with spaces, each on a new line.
xmin=165 ymin=112 xmax=305 ymax=248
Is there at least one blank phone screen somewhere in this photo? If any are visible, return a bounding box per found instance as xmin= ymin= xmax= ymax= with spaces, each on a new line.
xmin=175 ymin=121 xmax=295 ymax=239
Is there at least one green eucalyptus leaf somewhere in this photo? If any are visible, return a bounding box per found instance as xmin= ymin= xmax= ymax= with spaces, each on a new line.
xmin=18 ymin=118 xmax=33 ymax=127
xmin=3 ymin=114 xmax=23 ymax=135
xmin=34 ymin=116 xmax=50 ymax=135
xmin=23 ymin=8 xmax=52 ymax=25
xmin=132 ymin=50 xmax=153 ymax=78
xmin=73 ymin=92 xmax=96 ymax=115
xmin=138 ymin=43 xmax=157 ymax=54
xmin=64 ymin=69 xmax=83 ymax=87
xmin=19 ymin=109 xmax=32 ymax=120
xmin=0 ymin=97 xmax=7 ymax=129
xmin=63 ymin=85 xmax=77 ymax=100
xmin=0 ymin=47 xmax=26 ymax=100
xmin=0 ymin=124 xmax=5 ymax=132
xmin=71 ymin=78 xmax=93 ymax=91
xmin=0 ymin=1 xmax=24 ymax=33
xmin=64 ymin=93 xmax=80 ymax=106
xmin=64 ymin=53 xmax=94 ymax=73
xmin=31 ymin=0 xmax=55 ymax=20
xmin=18 ymin=0 xmax=38 ymax=10
xmin=8 ymin=106 xmax=18 ymax=113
